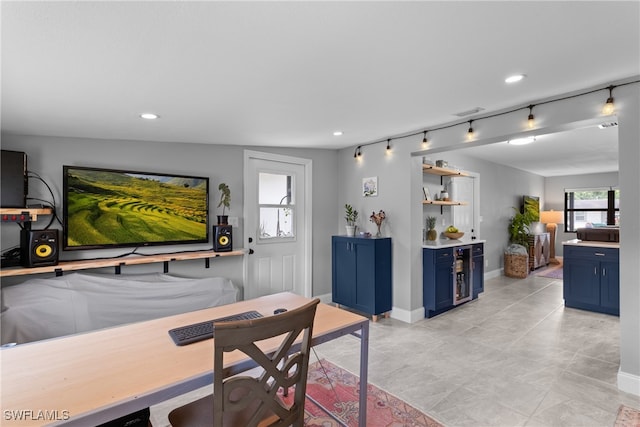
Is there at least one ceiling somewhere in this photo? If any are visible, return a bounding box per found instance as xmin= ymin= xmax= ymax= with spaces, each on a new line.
xmin=2 ymin=1 xmax=639 ymax=176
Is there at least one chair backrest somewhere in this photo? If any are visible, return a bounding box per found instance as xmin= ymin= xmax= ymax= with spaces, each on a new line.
xmin=213 ymin=298 xmax=319 ymax=427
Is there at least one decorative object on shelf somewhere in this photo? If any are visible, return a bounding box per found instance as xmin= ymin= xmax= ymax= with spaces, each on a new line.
xmin=217 ymin=183 xmax=231 ymax=225
xmin=362 ymin=177 xmax=378 ymax=197
xmin=422 ymin=186 xmax=432 ymax=201
xmin=426 ymin=216 xmax=437 ymax=241
xmin=344 ymin=204 xmax=358 ymax=237
xmin=370 ymin=210 xmax=386 ymax=237
xmin=435 ymin=160 xmax=448 ymax=168
xmin=440 ymin=184 xmax=449 ymax=201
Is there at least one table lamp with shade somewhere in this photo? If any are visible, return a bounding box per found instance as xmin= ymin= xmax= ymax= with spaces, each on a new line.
xmin=540 ymin=210 xmax=564 ymax=264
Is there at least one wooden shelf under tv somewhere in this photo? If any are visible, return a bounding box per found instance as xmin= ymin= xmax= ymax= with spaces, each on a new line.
xmin=0 ymin=249 xmax=247 ymax=278
xmin=0 ymin=207 xmax=53 ymax=222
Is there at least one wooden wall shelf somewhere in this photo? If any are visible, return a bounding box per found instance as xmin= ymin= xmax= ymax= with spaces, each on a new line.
xmin=0 ymin=249 xmax=246 ymax=278
xmin=422 ymin=165 xmax=469 ymax=177
xmin=0 ymin=207 xmax=53 ymax=222
xmin=422 ymin=200 xmax=468 ymax=206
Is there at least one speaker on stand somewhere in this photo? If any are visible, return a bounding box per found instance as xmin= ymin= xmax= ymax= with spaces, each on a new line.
xmin=213 ymin=225 xmax=232 ymax=252
xmin=20 ymin=229 xmax=59 ymax=267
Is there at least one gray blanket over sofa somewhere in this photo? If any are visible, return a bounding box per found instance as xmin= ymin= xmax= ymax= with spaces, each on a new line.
xmin=1 ymin=272 xmax=238 ymax=344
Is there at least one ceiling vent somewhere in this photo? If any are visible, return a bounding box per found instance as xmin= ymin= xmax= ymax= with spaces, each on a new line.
xmin=598 ymin=121 xmax=618 ymax=129
xmin=454 ymin=107 xmax=485 ymax=117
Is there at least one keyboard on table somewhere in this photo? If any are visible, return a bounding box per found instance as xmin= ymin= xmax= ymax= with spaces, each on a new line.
xmin=168 ymin=310 xmax=263 ymax=346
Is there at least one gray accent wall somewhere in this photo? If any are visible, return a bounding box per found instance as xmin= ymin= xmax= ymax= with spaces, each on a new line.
xmin=0 ymin=135 xmax=339 ymax=295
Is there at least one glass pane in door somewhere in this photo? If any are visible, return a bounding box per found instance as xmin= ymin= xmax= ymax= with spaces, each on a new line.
xmin=258 ymin=172 xmax=295 ymax=240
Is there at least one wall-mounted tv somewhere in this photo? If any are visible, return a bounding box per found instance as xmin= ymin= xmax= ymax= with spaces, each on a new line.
xmin=63 ymin=166 xmax=209 ymax=250
xmin=522 ymin=195 xmax=540 ymax=222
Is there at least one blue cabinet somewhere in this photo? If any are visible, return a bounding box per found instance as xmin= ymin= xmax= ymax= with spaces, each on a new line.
xmin=331 ymin=236 xmax=392 ymax=318
xmin=563 ymin=245 xmax=619 ymax=316
xmin=472 ymin=243 xmax=484 ymax=298
xmin=423 ymin=243 xmax=484 ymax=318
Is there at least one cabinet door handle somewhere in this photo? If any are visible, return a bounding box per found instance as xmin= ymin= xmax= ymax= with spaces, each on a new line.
xmin=602 ymin=267 xmax=606 ymax=276
xmin=595 ymin=252 xmax=605 ymax=257
xmin=594 ymin=267 xmax=598 ymax=276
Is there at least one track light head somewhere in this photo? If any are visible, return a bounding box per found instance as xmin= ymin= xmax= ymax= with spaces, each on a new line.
xmin=603 ymin=86 xmax=615 ymax=115
xmin=527 ymin=105 xmax=535 ymax=129
xmin=467 ymin=120 xmax=475 ymax=141
xmin=422 ymin=131 xmax=428 ymax=147
xmin=386 ymin=139 xmax=391 ymax=151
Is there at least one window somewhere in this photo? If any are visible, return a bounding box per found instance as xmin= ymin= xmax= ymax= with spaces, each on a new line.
xmin=258 ymin=172 xmax=295 ymax=240
xmin=564 ymin=187 xmax=619 ymax=232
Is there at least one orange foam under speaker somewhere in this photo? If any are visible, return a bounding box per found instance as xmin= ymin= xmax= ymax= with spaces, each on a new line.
xmin=213 ymin=225 xmax=232 ymax=252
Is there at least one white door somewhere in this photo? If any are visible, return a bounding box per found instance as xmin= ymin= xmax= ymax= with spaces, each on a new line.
xmin=243 ymin=150 xmax=312 ymax=299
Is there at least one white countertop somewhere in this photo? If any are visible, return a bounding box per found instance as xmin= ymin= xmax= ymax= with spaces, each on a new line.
xmin=563 ymin=239 xmax=620 ymax=249
xmin=423 ymin=238 xmax=486 ymax=249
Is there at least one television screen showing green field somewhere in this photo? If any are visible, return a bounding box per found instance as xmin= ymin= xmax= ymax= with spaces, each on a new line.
xmin=64 ymin=167 xmax=209 ymax=249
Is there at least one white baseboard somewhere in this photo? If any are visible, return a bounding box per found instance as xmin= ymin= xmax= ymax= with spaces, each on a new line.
xmin=485 ymin=268 xmax=503 ymax=280
xmin=390 ymin=306 xmax=424 ymax=323
xmin=618 ymin=368 xmax=640 ymax=396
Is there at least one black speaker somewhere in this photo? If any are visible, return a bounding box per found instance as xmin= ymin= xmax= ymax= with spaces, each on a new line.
xmin=213 ymin=225 xmax=232 ymax=252
xmin=20 ymin=229 xmax=59 ymax=267
xmin=1 ymin=150 xmax=28 ymax=208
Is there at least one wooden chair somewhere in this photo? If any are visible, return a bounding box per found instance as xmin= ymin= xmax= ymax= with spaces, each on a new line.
xmin=168 ymin=298 xmax=320 ymax=427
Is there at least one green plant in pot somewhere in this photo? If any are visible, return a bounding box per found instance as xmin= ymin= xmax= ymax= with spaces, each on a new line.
xmin=426 ymin=216 xmax=437 ymax=241
xmin=344 ymin=204 xmax=358 ymax=236
xmin=505 ymin=207 xmax=535 ymax=278
xmin=508 ymin=207 xmax=535 ymax=248
xmin=217 ymin=183 xmax=231 ymax=225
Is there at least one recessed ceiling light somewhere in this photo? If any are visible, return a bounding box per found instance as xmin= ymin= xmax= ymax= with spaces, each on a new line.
xmin=333 ymin=131 xmax=343 ymax=136
xmin=508 ymin=136 xmax=536 ymax=145
xmin=505 ymin=74 xmax=526 ymax=84
xmin=140 ymin=113 xmax=159 ymax=120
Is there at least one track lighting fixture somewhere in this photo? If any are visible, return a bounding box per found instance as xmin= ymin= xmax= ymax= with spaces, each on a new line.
xmin=603 ymin=85 xmax=615 ymax=115
xmin=347 ymin=80 xmax=636 ymax=158
xmin=467 ymin=120 xmax=474 ymax=141
xmin=527 ymin=105 xmax=535 ymax=129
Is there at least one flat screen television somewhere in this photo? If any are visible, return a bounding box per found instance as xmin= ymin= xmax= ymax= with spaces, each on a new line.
xmin=522 ymin=195 xmax=540 ymax=222
xmin=63 ymin=166 xmax=209 ymax=250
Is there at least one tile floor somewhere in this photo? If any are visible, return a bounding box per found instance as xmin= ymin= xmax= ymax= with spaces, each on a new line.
xmin=314 ymin=273 xmax=640 ymax=426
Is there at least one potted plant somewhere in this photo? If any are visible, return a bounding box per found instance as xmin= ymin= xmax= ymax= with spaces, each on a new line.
xmin=344 ymin=204 xmax=358 ymax=236
xmin=217 ymin=183 xmax=231 ymax=225
xmin=504 ymin=207 xmax=535 ymax=278
xmin=426 ymin=216 xmax=437 ymax=241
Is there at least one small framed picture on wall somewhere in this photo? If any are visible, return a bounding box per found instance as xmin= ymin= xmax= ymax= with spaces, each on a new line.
xmin=363 ymin=177 xmax=378 ymax=197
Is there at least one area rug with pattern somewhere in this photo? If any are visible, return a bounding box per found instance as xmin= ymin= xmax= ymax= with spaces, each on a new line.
xmin=533 ymin=263 xmax=563 ymax=279
xmin=281 ymin=359 xmax=444 ymax=427
xmin=615 ymin=404 xmax=640 ymax=427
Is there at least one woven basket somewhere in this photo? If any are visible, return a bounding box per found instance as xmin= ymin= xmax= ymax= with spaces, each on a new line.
xmin=504 ymin=253 xmax=529 ymax=278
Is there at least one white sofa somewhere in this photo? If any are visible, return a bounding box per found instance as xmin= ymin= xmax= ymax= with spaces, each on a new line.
xmin=1 ymin=272 xmax=238 ymax=344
